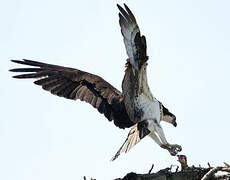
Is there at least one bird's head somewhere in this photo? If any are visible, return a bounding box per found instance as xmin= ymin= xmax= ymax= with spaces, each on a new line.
xmin=161 ymin=105 xmax=177 ymax=127
xmin=177 ymin=155 xmax=188 ymax=167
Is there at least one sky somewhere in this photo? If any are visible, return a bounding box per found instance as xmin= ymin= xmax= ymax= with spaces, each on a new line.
xmin=1 ymin=0 xmax=230 ymax=179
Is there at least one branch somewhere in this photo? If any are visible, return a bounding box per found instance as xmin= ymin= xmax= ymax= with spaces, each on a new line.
xmin=202 ymin=166 xmax=230 ymax=180
xmin=201 ymin=167 xmax=223 ymax=180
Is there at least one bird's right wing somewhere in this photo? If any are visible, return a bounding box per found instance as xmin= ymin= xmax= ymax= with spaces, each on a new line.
xmin=10 ymin=59 xmax=134 ymax=129
xmin=117 ymin=4 xmax=148 ymax=70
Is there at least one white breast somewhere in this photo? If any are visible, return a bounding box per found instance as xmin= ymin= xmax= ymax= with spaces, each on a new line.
xmin=136 ymin=93 xmax=161 ymax=123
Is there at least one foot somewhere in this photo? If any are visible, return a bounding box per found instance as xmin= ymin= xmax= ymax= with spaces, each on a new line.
xmin=169 ymin=144 xmax=182 ymax=156
xmin=161 ymin=144 xmax=182 ymax=156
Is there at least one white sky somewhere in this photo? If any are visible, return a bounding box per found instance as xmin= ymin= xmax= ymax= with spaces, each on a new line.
xmin=1 ymin=0 xmax=230 ymax=179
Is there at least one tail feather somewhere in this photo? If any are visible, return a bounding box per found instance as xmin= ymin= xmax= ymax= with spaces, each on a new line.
xmin=111 ymin=124 xmax=142 ymax=161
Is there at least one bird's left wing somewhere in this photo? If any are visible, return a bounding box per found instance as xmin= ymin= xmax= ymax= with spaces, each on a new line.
xmin=117 ymin=4 xmax=148 ymax=70
xmin=9 ymin=59 xmax=134 ymax=129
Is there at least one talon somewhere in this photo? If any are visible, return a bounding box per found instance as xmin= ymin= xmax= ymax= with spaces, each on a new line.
xmin=175 ymin=145 xmax=182 ymax=152
xmin=177 ymin=145 xmax=182 ymax=152
xmin=161 ymin=143 xmax=182 ymax=156
xmin=170 ymin=151 xmax=177 ymax=156
xmin=168 ymin=144 xmax=182 ymax=156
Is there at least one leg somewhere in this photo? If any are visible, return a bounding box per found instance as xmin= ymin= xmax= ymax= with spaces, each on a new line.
xmin=149 ymin=132 xmax=163 ymax=147
xmin=149 ymin=130 xmax=173 ymax=152
xmin=153 ymin=121 xmax=182 ymax=156
xmin=150 ymin=129 xmax=173 ymax=151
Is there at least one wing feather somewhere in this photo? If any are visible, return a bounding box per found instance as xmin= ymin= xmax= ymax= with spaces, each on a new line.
xmin=10 ymin=59 xmax=134 ymax=129
xmin=117 ymin=4 xmax=148 ymax=70
xmin=111 ymin=124 xmax=141 ymax=161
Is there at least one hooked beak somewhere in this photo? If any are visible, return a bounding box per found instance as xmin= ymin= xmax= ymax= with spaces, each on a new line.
xmin=172 ymin=117 xmax=177 ymax=127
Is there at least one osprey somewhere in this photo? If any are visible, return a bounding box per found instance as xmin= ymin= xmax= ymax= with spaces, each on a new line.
xmin=10 ymin=4 xmax=182 ymax=160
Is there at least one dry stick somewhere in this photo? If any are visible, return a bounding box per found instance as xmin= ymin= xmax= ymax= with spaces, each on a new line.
xmin=224 ymin=162 xmax=230 ymax=168
xmin=201 ymin=167 xmax=222 ymax=180
xmin=148 ymin=164 xmax=154 ymax=174
xmin=214 ymin=174 xmax=230 ymax=179
xmin=222 ymin=167 xmax=230 ymax=173
xmin=201 ymin=167 xmax=230 ymax=180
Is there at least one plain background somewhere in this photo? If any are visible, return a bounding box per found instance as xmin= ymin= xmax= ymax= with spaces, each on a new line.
xmin=1 ymin=0 xmax=230 ymax=179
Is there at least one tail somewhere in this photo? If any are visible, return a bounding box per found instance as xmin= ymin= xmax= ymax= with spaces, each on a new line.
xmin=111 ymin=124 xmax=145 ymax=161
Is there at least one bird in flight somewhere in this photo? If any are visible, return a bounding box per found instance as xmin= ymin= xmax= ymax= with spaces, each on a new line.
xmin=10 ymin=4 xmax=182 ymax=161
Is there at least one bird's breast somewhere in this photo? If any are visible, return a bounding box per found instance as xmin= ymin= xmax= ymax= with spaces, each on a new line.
xmin=136 ymin=93 xmax=160 ymax=122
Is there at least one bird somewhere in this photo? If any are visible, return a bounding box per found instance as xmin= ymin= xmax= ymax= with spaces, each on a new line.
xmin=9 ymin=3 xmax=182 ymax=161
xmin=177 ymin=155 xmax=189 ymax=171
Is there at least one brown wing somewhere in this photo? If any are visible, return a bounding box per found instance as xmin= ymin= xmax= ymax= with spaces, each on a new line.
xmin=117 ymin=4 xmax=148 ymax=70
xmin=118 ymin=4 xmax=149 ymax=123
xmin=122 ymin=64 xmax=139 ymax=123
xmin=10 ymin=59 xmax=134 ymax=129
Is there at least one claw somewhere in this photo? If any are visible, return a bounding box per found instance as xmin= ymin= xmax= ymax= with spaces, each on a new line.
xmin=170 ymin=151 xmax=177 ymax=156
xmin=169 ymin=144 xmax=182 ymax=156
xmin=160 ymin=143 xmax=182 ymax=156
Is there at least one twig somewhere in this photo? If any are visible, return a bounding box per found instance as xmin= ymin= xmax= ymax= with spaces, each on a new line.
xmin=170 ymin=165 xmax=179 ymax=173
xmin=224 ymin=162 xmax=230 ymax=168
xmin=148 ymin=164 xmax=154 ymax=174
xmin=214 ymin=174 xmax=230 ymax=179
xmin=222 ymin=167 xmax=230 ymax=173
xmin=176 ymin=165 xmax=179 ymax=172
xmin=83 ymin=176 xmax=96 ymax=180
xmin=201 ymin=167 xmax=230 ymax=180
xmin=201 ymin=167 xmax=222 ymax=180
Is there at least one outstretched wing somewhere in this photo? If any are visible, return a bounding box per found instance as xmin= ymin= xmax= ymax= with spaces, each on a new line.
xmin=117 ymin=4 xmax=148 ymax=70
xmin=10 ymin=59 xmax=134 ymax=129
